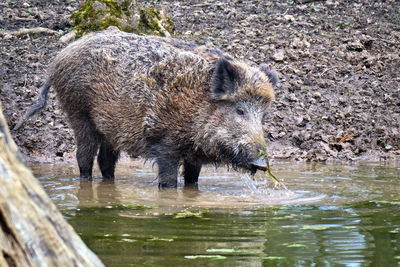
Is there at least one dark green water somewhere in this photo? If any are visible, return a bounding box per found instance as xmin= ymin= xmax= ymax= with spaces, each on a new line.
xmin=31 ymin=161 xmax=400 ymax=266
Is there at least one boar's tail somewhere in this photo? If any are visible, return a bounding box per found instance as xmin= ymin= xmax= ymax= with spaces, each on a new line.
xmin=13 ymin=79 xmax=52 ymax=130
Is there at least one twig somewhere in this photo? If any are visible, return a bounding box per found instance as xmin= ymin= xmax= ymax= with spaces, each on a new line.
xmin=0 ymin=27 xmax=59 ymax=36
xmin=338 ymin=133 xmax=359 ymax=144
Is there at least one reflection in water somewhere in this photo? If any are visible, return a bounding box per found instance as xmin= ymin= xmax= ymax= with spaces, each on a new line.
xmin=77 ymin=179 xmax=121 ymax=207
xmin=32 ymin=160 xmax=400 ymax=266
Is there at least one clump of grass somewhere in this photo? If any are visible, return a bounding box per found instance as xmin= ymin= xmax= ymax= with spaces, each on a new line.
xmin=338 ymin=22 xmax=346 ymax=29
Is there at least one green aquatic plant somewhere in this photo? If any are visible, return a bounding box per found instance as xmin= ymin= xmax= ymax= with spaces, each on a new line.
xmin=374 ymin=200 xmax=400 ymax=205
xmin=263 ymin=256 xmax=285 ymax=260
xmin=258 ymin=149 xmax=286 ymax=188
xmin=111 ymin=203 xmax=156 ymax=210
xmin=173 ymin=210 xmax=205 ymax=219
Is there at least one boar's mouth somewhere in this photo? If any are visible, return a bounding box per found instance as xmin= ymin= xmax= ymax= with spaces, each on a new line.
xmin=248 ymin=155 xmax=268 ymax=175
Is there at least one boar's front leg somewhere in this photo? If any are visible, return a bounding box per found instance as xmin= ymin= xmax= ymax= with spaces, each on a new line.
xmin=183 ymin=160 xmax=201 ymax=186
xmin=157 ymin=155 xmax=179 ymax=188
xmin=97 ymin=139 xmax=120 ymax=179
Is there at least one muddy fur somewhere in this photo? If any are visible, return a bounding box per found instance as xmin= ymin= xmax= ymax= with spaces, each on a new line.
xmin=30 ymin=26 xmax=278 ymax=187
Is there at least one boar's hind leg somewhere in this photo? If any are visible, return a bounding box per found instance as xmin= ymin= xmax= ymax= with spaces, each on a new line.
xmin=183 ymin=160 xmax=201 ymax=186
xmin=97 ymin=139 xmax=120 ymax=179
xmin=71 ymin=113 xmax=100 ymax=180
xmin=157 ymin=156 xmax=179 ymax=189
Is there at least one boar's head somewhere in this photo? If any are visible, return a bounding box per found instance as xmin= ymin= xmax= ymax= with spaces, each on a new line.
xmin=194 ymin=57 xmax=278 ymax=174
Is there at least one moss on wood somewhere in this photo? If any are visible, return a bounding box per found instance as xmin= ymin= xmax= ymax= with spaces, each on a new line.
xmin=71 ymin=0 xmax=174 ymax=37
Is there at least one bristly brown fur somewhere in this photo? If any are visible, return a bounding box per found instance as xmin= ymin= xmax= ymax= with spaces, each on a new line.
xmin=30 ymin=26 xmax=278 ymax=188
xmin=228 ymin=61 xmax=275 ymax=102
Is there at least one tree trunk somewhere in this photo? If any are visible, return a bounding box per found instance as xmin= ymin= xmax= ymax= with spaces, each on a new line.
xmin=0 ymin=101 xmax=104 ymax=267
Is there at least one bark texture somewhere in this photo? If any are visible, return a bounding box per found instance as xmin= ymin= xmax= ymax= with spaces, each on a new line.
xmin=0 ymin=101 xmax=104 ymax=267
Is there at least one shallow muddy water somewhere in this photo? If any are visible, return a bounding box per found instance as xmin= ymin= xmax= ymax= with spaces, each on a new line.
xmin=31 ymin=160 xmax=400 ymax=266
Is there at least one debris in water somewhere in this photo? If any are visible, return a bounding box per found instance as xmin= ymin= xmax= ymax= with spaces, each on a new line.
xmin=206 ymin=248 xmax=252 ymax=253
xmin=281 ymin=243 xmax=308 ymax=248
xmin=184 ymin=255 xmax=227 ymax=260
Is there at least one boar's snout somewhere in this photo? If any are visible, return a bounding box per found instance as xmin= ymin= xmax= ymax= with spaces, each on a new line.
xmin=249 ymin=154 xmax=268 ymax=175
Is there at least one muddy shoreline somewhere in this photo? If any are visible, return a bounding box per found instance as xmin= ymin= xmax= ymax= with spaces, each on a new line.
xmin=1 ymin=0 xmax=399 ymax=164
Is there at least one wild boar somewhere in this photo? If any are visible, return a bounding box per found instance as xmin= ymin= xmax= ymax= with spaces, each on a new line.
xmin=24 ymin=26 xmax=278 ymax=188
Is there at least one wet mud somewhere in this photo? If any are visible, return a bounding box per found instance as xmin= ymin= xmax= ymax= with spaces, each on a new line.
xmin=1 ymin=0 xmax=399 ymax=163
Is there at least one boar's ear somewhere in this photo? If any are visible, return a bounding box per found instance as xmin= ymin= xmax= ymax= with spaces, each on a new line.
xmin=211 ymin=57 xmax=239 ymax=100
xmin=260 ymin=64 xmax=279 ymax=87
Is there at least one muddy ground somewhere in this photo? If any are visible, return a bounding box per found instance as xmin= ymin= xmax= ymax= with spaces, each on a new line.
xmin=1 ymin=0 xmax=399 ymax=163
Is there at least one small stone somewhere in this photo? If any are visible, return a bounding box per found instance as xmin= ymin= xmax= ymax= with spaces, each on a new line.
xmin=242 ymin=39 xmax=250 ymax=45
xmin=363 ymin=56 xmax=375 ymax=67
xmin=272 ymin=50 xmax=285 ymax=62
xmin=287 ymin=93 xmax=298 ymax=102
xmin=291 ymin=37 xmax=303 ymax=49
xmin=3 ymin=33 xmax=13 ymax=40
xmin=297 ymin=5 xmax=307 ymax=11
xmin=338 ymin=97 xmax=346 ymax=104
xmin=346 ymin=41 xmax=364 ymax=51
xmin=313 ymin=92 xmax=322 ymax=98
xmin=284 ymin=15 xmax=295 ymax=22
xmin=295 ymin=116 xmax=305 ymax=126
xmin=385 ymin=145 xmax=393 ymax=151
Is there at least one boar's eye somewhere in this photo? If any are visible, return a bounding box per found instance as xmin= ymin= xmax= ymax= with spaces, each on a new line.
xmin=236 ymin=108 xmax=245 ymax=116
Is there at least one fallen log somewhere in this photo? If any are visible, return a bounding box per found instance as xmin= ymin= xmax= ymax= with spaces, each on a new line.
xmin=0 ymin=101 xmax=104 ymax=267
